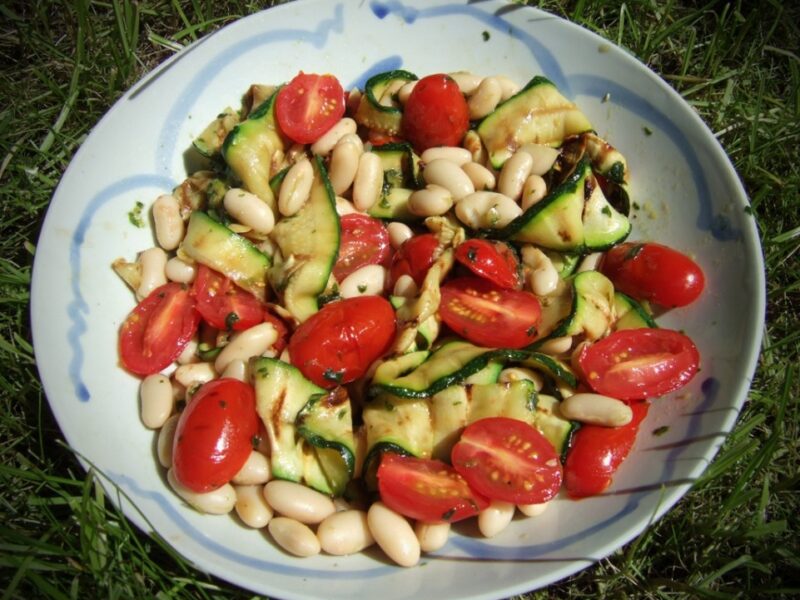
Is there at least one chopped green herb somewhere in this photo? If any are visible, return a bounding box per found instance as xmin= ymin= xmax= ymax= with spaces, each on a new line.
xmin=337 ymin=408 xmax=347 ymax=420
xmin=632 ymin=201 xmax=641 ymax=210
xmin=323 ymin=368 xmax=344 ymax=384
xmin=601 ymin=205 xmax=612 ymax=217
xmin=643 ymin=126 xmax=653 ymax=136
xmin=441 ymin=507 xmax=457 ymax=521
xmin=482 ymin=30 xmax=490 ymax=41
xmin=602 ymin=92 xmax=611 ymax=103
xmin=653 ymin=425 xmax=670 ymax=436
xmin=624 ymin=244 xmax=645 ymax=260
xmin=744 ymin=205 xmax=753 ymax=215
xmin=128 ymin=201 xmax=145 ymax=228
xmin=466 ymin=247 xmax=478 ymax=262
xmin=357 ymin=284 xmax=367 ymax=293
xmin=225 ymin=311 xmax=240 ymax=331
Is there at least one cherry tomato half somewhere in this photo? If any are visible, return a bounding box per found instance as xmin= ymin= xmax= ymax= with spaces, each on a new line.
xmin=377 ymin=453 xmax=489 ymax=523
xmin=389 ymin=233 xmax=440 ymax=287
xmin=577 ymin=328 xmax=700 ymax=401
xmin=275 ymin=72 xmax=346 ymax=144
xmin=451 ymin=417 xmax=563 ymax=504
xmin=192 ymin=265 xmax=267 ymax=331
xmin=600 ymin=242 xmax=705 ymax=308
xmin=402 ymin=74 xmax=469 ymax=153
xmin=288 ymin=296 xmax=396 ymax=388
xmin=172 ymin=378 xmax=259 ymax=493
xmin=439 ymin=277 xmax=542 ymax=348
xmin=455 ymin=239 xmax=521 ymax=290
xmin=333 ymin=214 xmax=392 ymax=281
xmin=564 ymin=401 xmax=649 ymax=498
xmin=119 ymin=283 xmax=200 ymax=376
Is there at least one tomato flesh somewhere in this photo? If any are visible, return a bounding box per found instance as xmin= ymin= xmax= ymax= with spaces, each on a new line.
xmin=333 ymin=214 xmax=391 ymax=281
xmin=389 ymin=233 xmax=440 ymax=287
xmin=402 ymin=74 xmax=469 ymax=153
xmin=172 ymin=378 xmax=259 ymax=493
xmin=578 ymin=328 xmax=700 ymax=400
xmin=192 ymin=265 xmax=267 ymax=331
xmin=451 ymin=417 xmax=563 ymax=504
xmin=275 ymin=72 xmax=346 ymax=144
xmin=439 ymin=277 xmax=541 ymax=348
xmin=288 ymin=296 xmax=396 ymax=388
xmin=377 ymin=453 xmax=488 ymax=523
xmin=600 ymin=242 xmax=705 ymax=308
xmin=454 ymin=239 xmax=521 ymax=290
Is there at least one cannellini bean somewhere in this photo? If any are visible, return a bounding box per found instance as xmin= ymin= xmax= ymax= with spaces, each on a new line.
xmin=498 ymin=151 xmax=534 ymax=201
xmin=221 ymin=358 xmax=248 ymax=382
xmin=367 ymin=502 xmax=420 ymax=567
xmin=461 ymin=161 xmax=496 ymax=191
xmin=223 ymin=188 xmax=275 ymax=235
xmin=271 ymin=148 xmax=287 ymax=174
xmin=140 ymin=373 xmax=173 ymax=429
xmin=214 ymin=322 xmax=279 ymax=373
xmin=478 ymin=500 xmax=515 ymax=538
xmin=495 ymin=75 xmax=521 ymax=101
xmin=171 ymin=378 xmax=186 ymax=402
xmin=522 ymin=246 xmax=559 ymax=296
xmin=335 ymin=196 xmax=360 ymax=216
xmin=397 ymin=80 xmax=417 ymax=104
xmin=578 ymin=252 xmax=604 ymax=273
xmin=352 ymin=152 xmax=383 ymax=212
xmin=462 ymin=130 xmax=487 ymax=165
xmin=268 ymin=517 xmax=321 ymax=557
xmin=560 ymin=392 xmax=634 ymax=426
xmin=176 ymin=337 xmax=198 ymax=365
xmin=263 ymin=480 xmax=336 ymax=524
xmin=286 ymin=143 xmax=307 ymax=164
xmin=517 ymin=502 xmax=550 ymax=518
xmin=317 ymin=510 xmax=375 ymax=555
xmin=498 ymin=367 xmax=544 ymax=391
xmin=387 ymin=221 xmax=414 ymax=249
xmin=174 ymin=362 xmax=216 ymax=388
xmin=310 ymin=117 xmax=357 ymax=157
xmin=235 ymin=484 xmax=273 ymax=528
xmin=455 ymin=191 xmax=522 ymax=229
xmin=278 ymin=158 xmax=314 ymax=217
xmin=468 ymin=76 xmax=502 ymax=120
xmin=167 ymin=468 xmax=236 ymax=515
xmin=421 ymin=146 xmax=472 ymax=166
xmin=136 ymin=247 xmax=167 ymax=300
xmin=408 ymin=184 xmax=454 ymax=217
xmin=423 ymin=159 xmax=475 ymax=200
xmin=340 ymin=264 xmax=388 ymax=298
xmin=232 ymin=450 xmax=271 ymax=485
xmin=333 ymin=496 xmax=352 ymax=512
xmin=414 ymin=521 xmax=450 ymax=552
xmin=448 ymin=71 xmax=483 ymax=95
xmin=537 ymin=335 xmax=573 ymax=356
xmin=518 ymin=143 xmax=561 ymax=176
xmin=329 ymin=136 xmax=363 ymax=195
xmin=521 ymin=174 xmax=548 ymax=210
xmin=157 ymin=414 xmax=180 ymax=468
xmin=393 ymin=274 xmax=419 ymax=298
xmin=165 ymin=256 xmax=196 ymax=284
xmin=152 ymin=194 xmax=184 ymax=251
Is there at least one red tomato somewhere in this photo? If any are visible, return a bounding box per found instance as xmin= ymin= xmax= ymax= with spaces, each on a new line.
xmin=451 ymin=417 xmax=563 ymax=504
xmin=367 ymin=130 xmax=404 ymax=146
xmin=332 ymin=214 xmax=392 ymax=281
xmin=172 ymin=378 xmax=259 ymax=493
xmin=577 ymin=328 xmax=700 ymax=401
xmin=439 ymin=277 xmax=542 ymax=348
xmin=600 ymin=242 xmax=705 ymax=308
xmin=454 ymin=239 xmax=521 ymax=290
xmin=389 ymin=233 xmax=439 ymax=286
xmin=192 ymin=265 xmax=267 ymax=331
xmin=377 ymin=453 xmax=489 ymax=523
xmin=402 ymin=74 xmax=469 ymax=153
xmin=564 ymin=401 xmax=649 ymax=498
xmin=119 ymin=283 xmax=200 ymax=376
xmin=275 ymin=72 xmax=345 ymax=144
xmin=288 ymin=296 xmax=396 ymax=388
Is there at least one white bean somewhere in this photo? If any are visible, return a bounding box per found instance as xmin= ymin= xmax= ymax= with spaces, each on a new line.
xmin=221 ymin=358 xmax=248 ymax=382
xmin=317 ymin=510 xmax=375 ymax=555
xmin=537 ymin=335 xmax=573 ymax=356
xmin=329 ymin=136 xmax=363 ymax=195
xmin=408 ymin=184 xmax=454 ymax=217
xmin=393 ymin=274 xmax=419 ymax=298
xmin=367 ymin=502 xmax=420 ymax=567
xmin=165 ymin=256 xmax=197 ymax=284
xmin=462 ymin=130 xmax=487 ymax=165
xmin=498 ymin=367 xmax=544 ymax=391
xmin=278 ymin=158 xmax=314 ymax=217
xmin=517 ymin=501 xmax=550 ymax=517
xmin=136 ymin=247 xmax=167 ymax=300
xmin=340 ymin=264 xmax=388 ymax=298
xmin=468 ymin=76 xmax=502 ymax=120
xmin=286 ymin=143 xmax=307 ymax=164
xmin=263 ymin=480 xmax=336 ymax=524
xmin=461 ymin=161 xmax=496 ymax=191
xmin=232 ymin=450 xmax=271 ymax=485
xmin=167 ymin=468 xmax=236 ymax=515
xmin=414 ymin=521 xmax=450 ymax=553
xmin=421 ymin=146 xmax=472 ymax=166
xmin=522 ymin=246 xmax=559 ymax=296
xmin=495 ymin=75 xmax=521 ymax=101
xmin=174 ymin=362 xmax=216 ymax=388
xmin=578 ymin=252 xmax=604 ymax=273
xmin=215 ymin=322 xmax=279 ymax=373
xmin=235 ymin=484 xmax=273 ymax=528
xmin=140 ymin=373 xmax=173 ymax=429
xmin=560 ymin=392 xmax=634 ymax=426
xmin=455 ymin=191 xmax=522 ymax=229
xmin=423 ymin=159 xmax=475 ymax=201
xmin=352 ymin=152 xmax=383 ymax=212
xmin=448 ymin=71 xmax=483 ymax=95
xmin=498 ymin=151 xmax=534 ymax=201
xmin=478 ymin=500 xmax=515 ymax=538
xmin=521 ymin=174 xmax=548 ymax=210
xmin=152 ymin=194 xmax=184 ymax=251
xmin=397 ymin=80 xmax=417 ymax=104
xmin=518 ymin=143 xmax=561 ymax=176
xmin=223 ymin=187 xmax=275 ymax=235
xmin=157 ymin=414 xmax=180 ymax=468
xmin=310 ymin=117 xmax=357 ymax=157
xmin=387 ymin=222 xmax=414 ymax=249
xmin=268 ymin=517 xmax=321 ymax=557
xmin=335 ymin=196 xmax=361 ymax=216
xmin=176 ymin=337 xmax=198 ymax=365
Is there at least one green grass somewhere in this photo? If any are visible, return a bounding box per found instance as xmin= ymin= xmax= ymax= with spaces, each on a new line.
xmin=1 ymin=0 xmax=798 ymax=598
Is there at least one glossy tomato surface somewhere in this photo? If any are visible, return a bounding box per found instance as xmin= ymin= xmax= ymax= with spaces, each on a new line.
xmin=402 ymin=74 xmax=469 ymax=153
xmin=288 ymin=296 xmax=396 ymax=388
xmin=389 ymin=233 xmax=440 ymax=287
xmin=439 ymin=277 xmax=541 ymax=348
xmin=451 ymin=417 xmax=563 ymax=504
xmin=564 ymin=401 xmax=649 ymax=498
xmin=172 ymin=378 xmax=259 ymax=493
xmin=275 ymin=72 xmax=345 ymax=144
xmin=377 ymin=453 xmax=488 ymax=523
xmin=600 ymin=242 xmax=705 ymax=308
xmin=332 ymin=214 xmax=391 ymax=281
xmin=455 ymin=239 xmax=521 ymax=290
xmin=192 ymin=265 xmax=266 ymax=331
xmin=578 ymin=328 xmax=700 ymax=401
xmin=119 ymin=282 xmax=199 ymax=376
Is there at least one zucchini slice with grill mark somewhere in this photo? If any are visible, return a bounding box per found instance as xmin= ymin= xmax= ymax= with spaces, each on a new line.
xmin=367 ymin=142 xmax=424 ymax=222
xmin=613 ymin=291 xmax=657 ymax=330
xmin=354 ymin=70 xmax=418 ymax=135
xmin=535 ymin=394 xmax=579 ymax=461
xmin=193 ymin=107 xmax=239 ymax=158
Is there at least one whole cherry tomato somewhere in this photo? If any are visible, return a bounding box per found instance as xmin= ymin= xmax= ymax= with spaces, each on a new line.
xmin=389 ymin=233 xmax=440 ymax=287
xmin=333 ymin=214 xmax=392 ymax=281
xmin=454 ymin=239 xmax=522 ymax=289
xmin=275 ymin=72 xmax=345 ymax=144
xmin=402 ymin=74 xmax=470 ymax=153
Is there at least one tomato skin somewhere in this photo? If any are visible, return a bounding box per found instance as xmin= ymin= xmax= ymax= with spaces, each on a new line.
xmin=288 ymin=296 xmax=396 ymax=388
xmin=333 ymin=214 xmax=392 ymax=281
xmin=275 ymin=72 xmax=345 ymax=144
xmin=439 ymin=277 xmax=542 ymax=348
xmin=402 ymin=74 xmax=469 ymax=153
xmin=172 ymin=378 xmax=259 ymax=493
xmin=377 ymin=453 xmax=489 ymax=523
xmin=578 ymin=328 xmax=700 ymax=401
xmin=564 ymin=401 xmax=649 ymax=498
xmin=192 ymin=265 xmax=267 ymax=331
xmin=119 ymin=283 xmax=200 ymax=376
xmin=600 ymin=242 xmax=705 ymax=308
xmin=389 ymin=233 xmax=440 ymax=287
xmin=454 ymin=239 xmax=521 ymax=290
xmin=451 ymin=417 xmax=563 ymax=504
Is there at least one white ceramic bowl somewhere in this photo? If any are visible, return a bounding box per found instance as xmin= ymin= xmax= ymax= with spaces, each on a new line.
xmin=31 ymin=1 xmax=765 ymax=598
